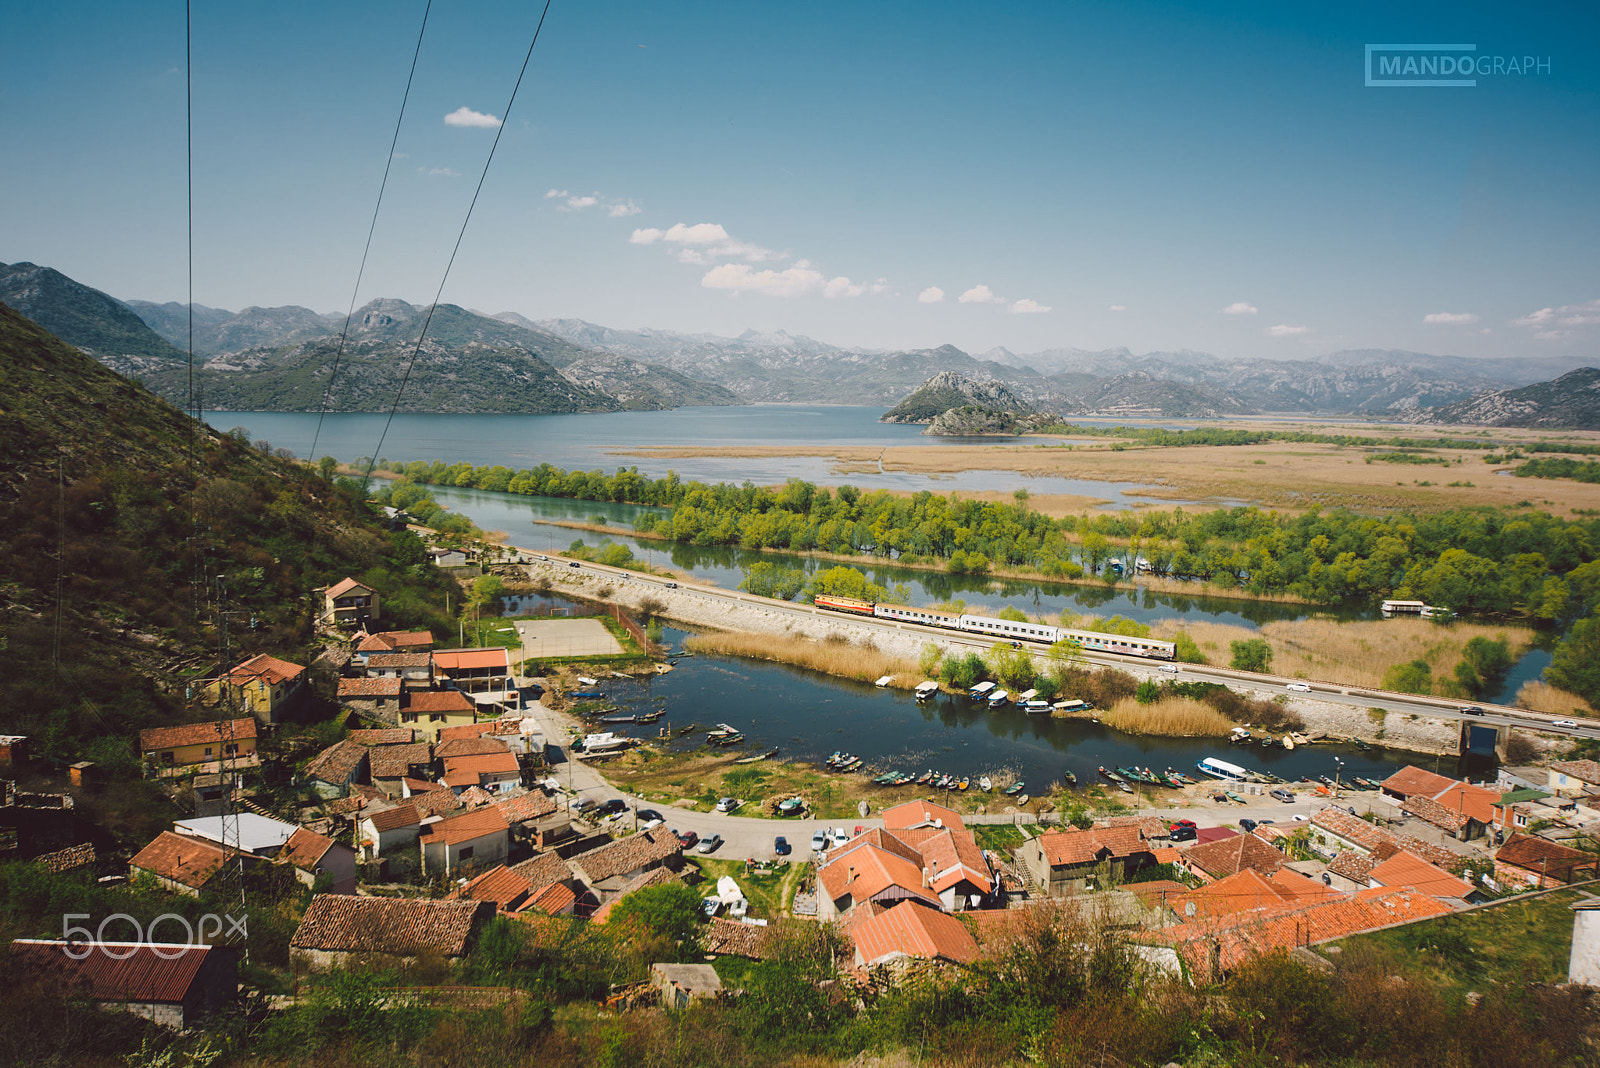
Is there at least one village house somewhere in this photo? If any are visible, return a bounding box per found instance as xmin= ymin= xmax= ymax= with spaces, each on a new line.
xmin=357 ymin=803 xmax=421 ymax=862
xmin=1180 ymin=832 xmax=1287 ymax=883
xmin=418 ymin=807 xmax=510 ymax=877
xmin=205 ymin=654 xmax=307 ymax=725
xmin=129 ymin=831 xmax=246 ymax=896
xmin=317 ymin=577 xmax=379 ymax=627
xmin=400 ymin=690 xmax=479 ymax=741
xmin=1399 ymin=778 xmax=1500 ymax=841
xmin=1307 ymin=809 xmax=1461 ymax=870
xmin=1168 ymin=868 xmax=1341 ymax=921
xmin=432 ymin=647 xmax=513 ymax=699
xmin=1492 ymin=787 xmax=1556 ymax=833
xmin=817 ymin=831 xmax=942 ymax=920
xmin=567 ymin=827 xmax=683 ymax=903
xmin=650 ymin=963 xmax=723 ymax=1010
xmin=290 ymin=894 xmax=491 ymax=970
xmin=1366 ymin=850 xmax=1481 ymax=904
xmin=1548 ymin=760 xmax=1600 ymax=800
xmin=1496 ymin=831 xmax=1600 ymax=889
xmin=348 ymin=727 xmax=416 ymax=746
xmin=303 ymin=739 xmax=370 ymax=798
xmin=174 ymin=813 xmax=299 ymax=856
xmin=336 ymin=676 xmax=403 ymax=718
xmin=1378 ymin=765 xmax=1460 ymax=807
xmin=278 ymin=827 xmax=357 ymax=894
xmin=509 ymin=852 xmax=580 ymax=915
xmin=0 ymin=781 xmax=86 ymax=861
xmin=367 ymin=651 xmax=435 ymax=691
xmin=368 ymin=741 xmax=435 ymax=797
xmin=848 ymin=899 xmax=981 ymax=969
xmin=441 ymin=751 xmax=522 ymax=795
xmin=138 ymin=718 xmax=258 ymax=772
xmin=11 ymin=939 xmax=238 ymax=1030
xmin=353 ymin=629 xmax=433 ymax=667
xmin=1015 ymin=824 xmax=1157 ymax=894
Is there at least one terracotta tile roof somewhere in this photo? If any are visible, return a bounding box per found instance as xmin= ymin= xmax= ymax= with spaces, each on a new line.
xmin=346 ymin=728 xmax=414 ymax=745
xmin=919 ymin=828 xmax=994 ymax=896
xmin=1551 ymin=760 xmax=1600 ymax=785
xmin=403 ymin=690 xmax=477 ymax=713
xmin=703 ymin=916 xmax=777 ymax=958
xmin=1125 ymin=880 xmax=1194 ymax=910
xmin=418 ymin=808 xmax=509 ymax=847
xmin=819 ymin=843 xmax=938 ymax=909
xmin=1368 ymin=850 xmax=1474 ymax=900
xmin=139 ymin=718 xmax=258 ymax=753
xmin=369 ymin=742 xmax=434 ymax=779
xmin=223 ymin=653 xmax=305 ymax=687
xmin=1182 ymin=833 xmax=1285 ymax=879
xmin=850 ymin=900 xmax=979 ymax=966
xmin=882 ymin=799 xmax=966 ymax=832
xmin=290 ymin=895 xmax=490 ymax=957
xmin=11 ymin=939 xmax=222 ymax=1003
xmin=37 ymin=842 xmax=96 ymax=874
xmin=434 ymin=737 xmax=511 ymax=759
xmin=1381 ymin=765 xmax=1459 ymax=799
xmin=364 ymin=804 xmax=421 ymax=833
xmin=433 ymin=648 xmax=510 ymax=671
xmin=1496 ymin=832 xmax=1600 ymax=881
xmin=130 ymin=831 xmax=236 ymax=890
xmin=407 ymin=789 xmax=462 ymax=818
xmin=1430 ymin=781 xmax=1499 ymax=825
xmin=368 ymin=652 xmax=434 ymax=670
xmin=456 ymin=786 xmax=497 ymax=807
xmin=357 ymin=630 xmax=433 ymax=653
xmin=338 ymin=678 xmax=404 ymax=699
xmin=324 ymin=796 xmax=368 ymax=817
xmin=442 ymin=769 xmax=480 ymax=787
xmin=1327 ymin=851 xmax=1378 ymax=883
xmin=525 ymin=882 xmax=578 ymax=915
xmin=304 ymin=740 xmax=368 ymax=786
xmin=830 ymin=829 xmax=927 ymax=869
xmin=324 ymin=577 xmax=372 ymax=599
xmin=441 ymin=752 xmax=520 ymax=777
xmin=1311 ymin=809 xmax=1460 ymax=868
xmin=438 ymin=722 xmax=509 ymax=741
xmin=1151 ymin=846 xmax=1184 ymax=865
xmin=448 ymin=865 xmax=531 ymax=911
xmin=495 ymin=793 xmax=559 ymax=824
xmin=1402 ymin=794 xmax=1472 ymax=833
xmin=279 ymin=827 xmax=339 ymax=872
xmin=570 ymin=828 xmax=682 ymax=884
xmin=509 ymin=852 xmax=573 ymax=895
xmin=1100 ymin=815 xmax=1175 ymax=838
xmin=1034 ymin=825 xmax=1149 ymax=867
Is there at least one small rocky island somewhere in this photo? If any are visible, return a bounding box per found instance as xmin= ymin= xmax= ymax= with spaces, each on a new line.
xmin=880 ymin=370 xmax=1048 ymax=435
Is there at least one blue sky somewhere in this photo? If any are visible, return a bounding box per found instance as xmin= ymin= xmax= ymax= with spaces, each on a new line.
xmin=3 ymin=0 xmax=1596 ymax=358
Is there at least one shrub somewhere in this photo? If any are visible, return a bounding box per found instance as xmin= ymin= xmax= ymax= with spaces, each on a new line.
xmin=1229 ymin=637 xmax=1273 ymax=673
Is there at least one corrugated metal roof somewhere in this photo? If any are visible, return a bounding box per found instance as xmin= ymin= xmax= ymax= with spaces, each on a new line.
xmin=11 ymin=940 xmax=224 ymax=1004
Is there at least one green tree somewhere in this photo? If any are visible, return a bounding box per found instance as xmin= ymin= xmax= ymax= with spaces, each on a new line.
xmin=606 ymin=882 xmax=704 ymax=958
xmin=317 ymin=455 xmax=338 ymax=480
xmin=597 ymin=543 xmax=635 ymax=568
xmin=1135 ymin=678 xmax=1160 ymax=704
xmin=998 ymin=605 xmax=1029 ymax=622
xmin=1173 ymin=630 xmax=1206 ymax=664
xmin=1230 ymin=637 xmax=1274 ymax=673
xmin=918 ymin=643 xmax=944 ymax=677
xmin=1382 ymin=659 xmax=1433 ymax=695
xmin=985 ymin=642 xmax=1036 ymax=689
xmin=740 ymin=561 xmax=807 ymax=600
xmin=1547 ymin=617 xmax=1600 ymax=705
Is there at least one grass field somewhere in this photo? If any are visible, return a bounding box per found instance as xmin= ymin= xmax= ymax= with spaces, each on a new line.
xmin=1099 ymin=695 xmax=1236 ymax=737
xmin=687 ymin=857 xmax=808 ymax=919
xmin=1516 ymin=679 xmax=1599 ymax=718
xmin=1316 ymin=885 xmax=1595 ymax=994
xmin=684 ymin=630 xmax=917 ymax=688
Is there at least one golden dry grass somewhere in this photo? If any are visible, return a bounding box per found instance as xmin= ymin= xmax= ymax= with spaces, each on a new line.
xmin=1515 ymin=680 xmax=1599 ymax=718
xmin=1099 ymin=696 xmax=1235 ymax=737
xmin=684 ymin=630 xmax=917 ymax=687
xmin=1152 ymin=616 xmax=1537 ymax=692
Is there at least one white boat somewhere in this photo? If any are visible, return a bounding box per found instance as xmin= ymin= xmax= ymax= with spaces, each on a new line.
xmin=1016 ymin=689 xmax=1039 ymax=703
xmin=1053 ymin=699 xmax=1088 ymax=713
xmin=1195 ymin=756 xmax=1254 ymax=782
xmin=978 ymin=776 xmax=993 ymax=791
xmin=581 ymin=732 xmax=631 ymax=753
xmin=969 ymin=681 xmax=996 ymax=699
xmin=578 ymin=676 xmax=599 ymax=686
xmin=875 ymin=675 xmax=894 ymax=687
xmin=1024 ymin=699 xmax=1051 ymax=714
xmin=987 ymin=689 xmax=1010 ymax=708
xmin=914 ymin=681 xmax=940 ymax=701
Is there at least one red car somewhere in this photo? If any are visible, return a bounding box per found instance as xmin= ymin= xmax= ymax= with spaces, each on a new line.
xmin=674 ymin=829 xmax=699 ymax=848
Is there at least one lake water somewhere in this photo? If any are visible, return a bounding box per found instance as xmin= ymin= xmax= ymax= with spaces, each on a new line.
xmin=572 ymin=626 xmax=1429 ymax=791
xmin=205 ymin=407 xmax=1166 ymax=505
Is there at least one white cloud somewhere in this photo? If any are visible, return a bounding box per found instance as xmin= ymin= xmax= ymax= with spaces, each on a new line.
xmin=917 ymin=287 xmax=945 ymax=304
xmin=606 ymin=200 xmax=642 ymax=217
xmin=564 ymin=195 xmax=598 ymax=210
xmin=1423 ymin=311 xmax=1479 ymax=324
xmin=701 ymin=263 xmax=824 ymax=298
xmin=958 ymin=284 xmax=1004 ymax=305
xmin=1514 ymin=298 xmax=1600 ymax=333
xmin=419 ymin=167 xmax=460 ymax=177
xmin=868 ymin=278 xmax=892 ymax=295
xmin=544 ymin=188 xmax=568 ymax=199
xmin=1220 ymin=302 xmax=1258 ymax=316
xmin=1108 ymin=304 xmax=1126 ymax=312
xmin=824 ymin=276 xmax=865 ymax=299
xmin=444 ymin=106 xmax=501 ymax=128
xmin=629 ymin=227 xmax=665 ymax=244
xmin=628 ymin=221 xmax=775 ymax=261
xmin=1009 ymin=298 xmax=1051 ymax=315
xmin=1266 ymin=324 xmax=1309 ymax=337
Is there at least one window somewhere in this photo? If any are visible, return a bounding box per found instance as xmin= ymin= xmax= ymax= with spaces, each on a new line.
xmin=204 ymin=747 xmax=214 ymax=757
xmin=458 ymin=846 xmax=475 ymax=860
xmin=430 ymin=714 xmax=443 ymax=723
xmin=225 ymin=744 xmax=238 ymax=756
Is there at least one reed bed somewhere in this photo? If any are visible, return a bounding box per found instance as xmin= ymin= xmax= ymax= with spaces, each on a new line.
xmin=684 ymin=630 xmax=917 ymax=687
xmin=1099 ymin=696 xmax=1235 ymax=737
xmin=1515 ymin=680 xmax=1598 ymax=718
xmin=1151 ymin=616 xmax=1535 ymax=691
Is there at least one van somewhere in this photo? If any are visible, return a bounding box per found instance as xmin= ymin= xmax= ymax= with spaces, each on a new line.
xmin=1270 ymin=788 xmax=1295 ymax=803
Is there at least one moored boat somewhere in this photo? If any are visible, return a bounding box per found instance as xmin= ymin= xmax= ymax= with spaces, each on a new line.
xmin=979 ymin=775 xmax=993 ymax=791
xmin=777 ymin=796 xmax=806 ymax=815
xmin=1004 ymin=781 xmax=1025 ymax=796
xmin=969 ymin=681 xmax=996 ymax=700
xmin=1063 ymin=771 xmax=1077 ymax=786
xmin=987 ymin=689 xmax=1010 ymax=709
xmin=915 ymin=680 xmax=940 ymax=701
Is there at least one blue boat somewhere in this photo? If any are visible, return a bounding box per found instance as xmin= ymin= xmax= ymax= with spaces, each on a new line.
xmin=570 ymin=690 xmax=606 ymax=700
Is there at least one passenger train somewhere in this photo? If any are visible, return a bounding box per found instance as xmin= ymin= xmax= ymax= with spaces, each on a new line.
xmin=813 ymin=595 xmax=1177 ymax=661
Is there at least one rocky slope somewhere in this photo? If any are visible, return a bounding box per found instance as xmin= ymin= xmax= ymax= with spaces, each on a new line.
xmin=1403 ymin=367 xmax=1600 ymax=430
xmin=0 ymin=261 xmax=188 ymax=373
xmin=881 ymin=370 xmax=1037 ymax=424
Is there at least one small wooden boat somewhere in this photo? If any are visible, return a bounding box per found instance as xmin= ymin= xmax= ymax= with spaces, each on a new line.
xmin=916 ymin=770 xmax=934 ymax=785
xmin=734 ymin=747 xmax=780 ymax=764
xmin=1016 ymin=794 xmax=1029 ymax=805
xmin=570 ymin=690 xmax=606 ymax=700
xmin=875 ymin=675 xmax=894 ymax=687
xmin=1063 ymin=771 xmax=1077 ymax=786
xmin=1354 ymin=739 xmax=1370 ymax=751
xmin=1004 ymin=781 xmax=1025 ymax=796
xmin=709 ymin=732 xmax=744 ymax=747
xmin=635 ymin=709 xmax=665 ymax=724
xmin=956 ymin=778 xmax=970 ymax=792
xmin=577 ymin=676 xmax=600 ymax=686
xmin=979 ymin=776 xmax=993 ymax=791
xmin=777 ymin=796 xmax=805 ymax=815
xmin=1117 ymin=781 xmax=1133 ymax=793
xmin=1224 ymin=791 xmax=1245 ymax=803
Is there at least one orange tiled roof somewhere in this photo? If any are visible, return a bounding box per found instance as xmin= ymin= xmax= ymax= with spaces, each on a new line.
xmin=324 ymin=577 xmax=372 ymax=599
xmin=365 ymin=804 xmax=421 ymax=833
xmin=850 ymin=900 xmax=979 ymax=966
xmin=819 ymin=842 xmax=938 ymax=909
xmin=130 ymin=831 xmax=235 ymax=890
xmin=338 ymin=678 xmax=404 ymax=699
xmin=418 ymin=807 xmax=509 ymax=847
xmin=139 ymin=718 xmax=258 ymax=753
xmin=435 ymin=737 xmax=512 ymax=759
xmin=357 ymin=630 xmax=433 ymax=653
xmin=1327 ymin=850 xmax=1378 ymax=883
xmin=495 ymin=793 xmax=559 ymax=823
xmin=569 ymin=828 xmax=681 ymax=884
xmin=1182 ymin=833 xmax=1286 ymax=879
xmin=1034 ymin=825 xmax=1148 ymax=867
xmin=347 ymin=728 xmax=415 ymax=745
xmin=223 ymin=653 xmax=305 ymax=687
xmin=919 ymin=828 xmax=993 ymax=895
xmin=1402 ymin=794 xmax=1471 ymax=833
xmin=291 ymin=895 xmax=488 ymax=956
xmin=1310 ymin=810 xmax=1459 ymax=868
xmin=404 ymin=690 xmax=477 ymax=713
xmin=1430 ymin=780 xmax=1499 ymax=825
xmin=441 ymin=752 xmax=520 ymax=777
xmin=448 ymin=865 xmax=531 ymax=911
xmin=304 ymin=739 xmax=368 ymax=786
xmin=1496 ymin=832 xmax=1600 ymax=881
xmin=1381 ymin=765 xmax=1459 ymax=799
xmin=438 ymin=721 xmax=507 ymax=741
xmin=881 ymin=799 xmax=966 ymax=831
xmin=456 ymin=785 xmax=497 ymax=807
xmin=829 ymin=829 xmax=925 ymax=869
xmin=369 ymin=742 xmax=434 ymax=779
xmin=433 ymin=648 xmax=510 ymax=671
xmin=525 ymin=881 xmax=578 ymax=915
xmin=279 ymin=827 xmax=339 ymax=872
xmin=408 ymin=788 xmax=463 ymax=818
xmin=1368 ymin=850 xmax=1474 ymax=900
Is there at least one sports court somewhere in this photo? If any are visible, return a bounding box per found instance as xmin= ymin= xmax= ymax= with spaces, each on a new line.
xmin=515 ymin=618 xmax=624 ymax=658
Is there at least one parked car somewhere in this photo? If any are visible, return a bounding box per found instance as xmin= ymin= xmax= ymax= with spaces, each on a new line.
xmin=1553 ymin=718 xmax=1579 ymax=729
xmin=572 ymin=797 xmax=597 ymax=814
xmin=701 ymin=897 xmax=722 ymax=917
xmin=636 ymin=808 xmax=665 ymax=829
xmin=675 ymin=828 xmax=699 ymax=848
xmin=1292 ymin=814 xmax=1308 ymax=822
xmin=1270 ymin=788 xmax=1295 ymax=803
xmin=696 ymin=833 xmax=725 ymax=855
xmin=831 ymin=827 xmax=851 ymax=847
xmin=1459 ymin=705 xmax=1485 ymax=716
xmin=1286 ymin=681 xmax=1312 ymax=693
xmin=665 ymin=582 xmax=678 ymax=589
xmin=809 ymin=830 xmax=828 ymax=852
xmin=537 ymin=554 xmax=548 ymax=560
xmin=715 ymin=797 xmax=740 ymax=813
xmin=568 ymin=561 xmax=580 ymax=568
xmin=597 ymin=798 xmax=627 ymax=816
xmin=774 ymin=835 xmax=791 ymax=856
xmin=1169 ymin=825 xmax=1196 ymax=842
xmin=1240 ymin=818 xmax=1258 ymax=832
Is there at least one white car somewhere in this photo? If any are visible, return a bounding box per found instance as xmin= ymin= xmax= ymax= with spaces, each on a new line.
xmin=1286 ymin=682 xmax=1312 ymax=693
xmin=1553 ymin=718 xmax=1579 ymax=729
xmin=809 ymin=830 xmax=828 ymax=852
xmin=1158 ymin=664 xmax=1179 ymax=674
xmin=831 ymin=827 xmax=851 ymax=847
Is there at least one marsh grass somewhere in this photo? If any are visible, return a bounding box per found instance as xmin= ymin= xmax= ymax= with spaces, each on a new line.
xmin=1099 ymin=695 xmax=1235 ymax=737
xmin=1515 ymin=680 xmax=1599 ymax=718
xmin=1151 ymin=616 xmax=1535 ymax=692
xmin=684 ymin=630 xmax=916 ymax=686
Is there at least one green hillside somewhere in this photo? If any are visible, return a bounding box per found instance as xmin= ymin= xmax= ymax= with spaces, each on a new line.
xmin=0 ymin=261 xmax=188 ymax=366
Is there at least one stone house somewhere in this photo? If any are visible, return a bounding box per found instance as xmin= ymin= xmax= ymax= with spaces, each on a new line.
xmin=367 ymin=652 xmax=435 ymax=691
xmin=289 ymin=895 xmax=491 ymax=970
xmin=1496 ymin=831 xmax=1600 ymax=889
xmin=567 ymin=828 xmax=683 ymax=903
xmin=336 ymin=677 xmax=403 ymax=719
xmin=129 ymin=831 xmax=245 ymax=897
xmin=278 ymin=827 xmax=357 ymax=895
xmin=303 ymin=739 xmax=370 ymax=798
xmin=11 ymin=939 xmax=237 ymax=1030
xmin=1014 ymin=825 xmax=1156 ymax=894
xmin=418 ymin=808 xmax=510 ymax=877
xmin=1548 ymin=760 xmax=1600 ymax=800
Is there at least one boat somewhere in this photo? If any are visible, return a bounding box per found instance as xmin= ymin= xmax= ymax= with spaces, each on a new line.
xmin=1053 ymin=699 xmax=1089 ymax=714
xmin=1063 ymin=771 xmax=1077 ymax=786
xmin=1117 ymin=781 xmax=1133 ymax=793
xmin=707 ymin=723 xmax=741 ymax=740
xmin=1354 ymin=739 xmax=1370 ymax=751
xmin=1024 ymin=699 xmax=1052 ymax=714
xmin=1229 ymin=727 xmax=1252 ymax=744
xmin=935 ymin=774 xmax=951 ymax=789
xmin=875 ymin=675 xmax=894 ymax=687
xmin=914 ymin=680 xmax=940 ymax=701
xmin=569 ymin=690 xmax=606 ymax=700
xmin=1016 ymin=689 xmax=1039 ymax=705
xmin=956 ymin=777 xmax=969 ymax=792
xmin=582 ymin=706 xmax=620 ymax=718
xmin=1281 ymin=735 xmax=1295 ymax=750
xmin=1016 ymin=794 xmax=1030 ymax=805
xmin=826 ymin=751 xmax=842 ymax=766
xmin=673 ymin=724 xmax=699 ymax=736
xmin=635 ymin=709 xmax=665 ymax=724
xmin=1224 ymin=790 xmax=1246 ymax=804
xmin=709 ymin=732 xmax=744 ymax=747
xmin=776 ymin=797 xmax=805 ymax=815
xmin=987 ymin=689 xmax=1010 ymax=709
xmin=1195 ymin=757 xmax=1255 ymax=782
xmin=598 ymin=711 xmax=640 ymax=724
xmin=916 ymin=769 xmax=933 ymax=785
xmin=969 ymin=681 xmax=996 ymax=700
xmin=1097 ymin=766 xmax=1116 ymax=780
xmin=1003 ymin=781 xmax=1025 ymax=796
xmin=1166 ymin=768 xmax=1194 ymax=785
xmin=979 ymin=776 xmax=993 ymax=791
xmin=579 ymin=732 xmax=632 ymax=753
xmin=577 ymin=676 xmax=599 ymax=686
xmin=734 ymin=747 xmax=780 ymax=764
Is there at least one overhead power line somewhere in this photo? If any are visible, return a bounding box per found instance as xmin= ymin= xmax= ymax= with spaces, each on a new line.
xmin=362 ymin=0 xmax=557 ymax=492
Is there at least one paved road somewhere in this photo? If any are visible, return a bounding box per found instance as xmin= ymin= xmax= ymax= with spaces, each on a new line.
xmin=527 ymin=553 xmax=1600 ymax=743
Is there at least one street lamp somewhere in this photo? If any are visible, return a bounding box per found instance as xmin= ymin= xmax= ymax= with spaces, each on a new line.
xmin=1333 ymin=757 xmax=1344 ymax=797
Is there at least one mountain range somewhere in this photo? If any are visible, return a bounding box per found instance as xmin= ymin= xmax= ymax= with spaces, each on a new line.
xmin=4 ymin=260 xmax=1597 ymax=426
xmin=1402 ymin=367 xmax=1600 ymax=430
